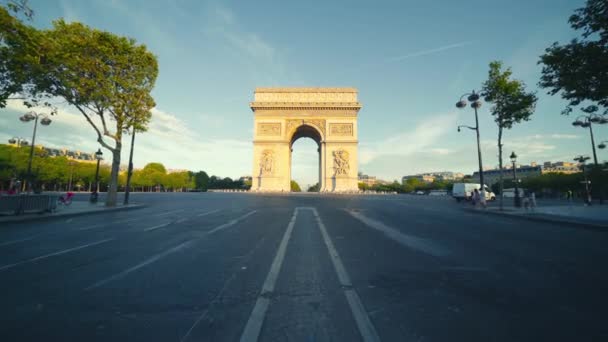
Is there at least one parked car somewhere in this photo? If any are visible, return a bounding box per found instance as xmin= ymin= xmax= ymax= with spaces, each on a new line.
xmin=452 ymin=183 xmax=496 ymax=201
xmin=429 ymin=190 xmax=448 ymax=196
xmin=415 ymin=190 xmax=425 ymax=195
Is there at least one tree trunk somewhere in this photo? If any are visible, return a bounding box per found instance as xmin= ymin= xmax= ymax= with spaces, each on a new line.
xmin=498 ymin=126 xmax=504 ymax=211
xmin=105 ymin=144 xmax=122 ymax=207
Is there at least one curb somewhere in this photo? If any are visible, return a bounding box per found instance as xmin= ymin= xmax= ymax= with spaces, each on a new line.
xmin=463 ymin=207 xmax=608 ymax=230
xmin=0 ymin=203 xmax=147 ymax=224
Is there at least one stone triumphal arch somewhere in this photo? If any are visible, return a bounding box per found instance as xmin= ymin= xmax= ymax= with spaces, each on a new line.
xmin=250 ymin=88 xmax=361 ymax=192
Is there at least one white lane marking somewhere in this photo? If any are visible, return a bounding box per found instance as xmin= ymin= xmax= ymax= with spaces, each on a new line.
xmin=111 ymin=217 xmax=141 ymax=224
xmin=180 ymin=236 xmax=268 ymax=342
xmin=152 ymin=209 xmax=184 ymax=217
xmin=346 ymin=210 xmax=449 ymax=257
xmin=143 ymin=222 xmax=172 ymax=232
xmin=65 ymin=218 xmax=73 ymax=223
xmin=206 ymin=211 xmax=257 ymax=235
xmin=239 ymin=208 xmax=298 ymax=342
xmin=0 ymin=238 xmax=114 ymax=272
xmin=85 ymin=210 xmax=257 ymax=290
xmin=176 ymin=218 xmax=188 ymax=224
xmin=196 ymin=209 xmax=221 ymax=217
xmin=85 ymin=239 xmax=195 ymax=290
xmin=75 ymin=224 xmax=106 ymax=231
xmin=0 ymin=234 xmax=46 ymax=247
xmin=312 ymin=208 xmax=381 ymax=342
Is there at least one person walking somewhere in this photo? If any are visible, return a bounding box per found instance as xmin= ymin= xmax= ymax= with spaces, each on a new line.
xmin=472 ymin=189 xmax=480 ymax=208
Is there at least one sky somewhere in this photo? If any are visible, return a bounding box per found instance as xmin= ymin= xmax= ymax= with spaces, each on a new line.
xmin=1 ymin=0 xmax=604 ymax=188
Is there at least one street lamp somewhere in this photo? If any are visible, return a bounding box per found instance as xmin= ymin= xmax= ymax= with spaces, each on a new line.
xmin=8 ymin=137 xmax=29 ymax=147
xmin=91 ymin=148 xmax=103 ymax=203
xmin=509 ymin=151 xmax=522 ymax=208
xmin=19 ymin=111 xmax=52 ymax=192
xmin=574 ymin=155 xmax=592 ymax=205
xmin=456 ymin=90 xmax=485 ymax=192
xmin=572 ymin=113 xmax=607 ymax=204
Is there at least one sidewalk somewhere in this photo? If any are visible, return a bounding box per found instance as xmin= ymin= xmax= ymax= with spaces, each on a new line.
xmin=466 ymin=204 xmax=608 ymax=229
xmin=0 ymin=200 xmax=145 ymax=224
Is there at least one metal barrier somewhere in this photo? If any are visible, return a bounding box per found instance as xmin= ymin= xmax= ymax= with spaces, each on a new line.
xmin=0 ymin=195 xmax=57 ymax=215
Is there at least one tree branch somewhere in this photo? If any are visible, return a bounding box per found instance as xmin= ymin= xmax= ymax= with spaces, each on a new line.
xmin=75 ymin=105 xmax=115 ymax=151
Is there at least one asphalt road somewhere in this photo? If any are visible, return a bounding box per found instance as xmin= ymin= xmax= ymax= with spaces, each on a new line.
xmin=1 ymin=193 xmax=607 ymax=342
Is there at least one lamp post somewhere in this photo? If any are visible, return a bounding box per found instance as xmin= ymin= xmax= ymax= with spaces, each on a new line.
xmin=456 ymin=90 xmax=485 ymax=191
xmin=573 ymin=114 xmax=607 ymax=204
xmin=574 ymin=155 xmax=592 ymax=205
xmin=91 ymin=148 xmax=103 ymax=203
xmin=510 ymin=151 xmax=521 ymax=208
xmin=19 ymin=111 xmax=52 ymax=192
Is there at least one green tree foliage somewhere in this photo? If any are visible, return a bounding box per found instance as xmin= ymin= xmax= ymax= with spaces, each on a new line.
xmin=482 ymin=61 xmax=537 ymax=209
xmin=308 ymin=183 xmax=320 ymax=192
xmin=193 ymin=171 xmax=209 ymax=191
xmin=290 ymin=180 xmax=301 ymax=192
xmin=32 ymin=20 xmax=158 ymax=206
xmin=0 ymin=3 xmax=45 ymax=109
xmin=207 ymin=176 xmax=245 ymax=190
xmin=539 ymin=0 xmax=608 ymax=115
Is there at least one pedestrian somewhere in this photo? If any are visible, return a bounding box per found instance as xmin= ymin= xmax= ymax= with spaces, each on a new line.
xmin=479 ymin=188 xmax=487 ymax=209
xmin=523 ymin=189 xmax=530 ymax=211
xmin=472 ymin=189 xmax=479 ymax=207
xmin=566 ymin=189 xmax=573 ymax=204
xmin=530 ymin=191 xmax=537 ymax=211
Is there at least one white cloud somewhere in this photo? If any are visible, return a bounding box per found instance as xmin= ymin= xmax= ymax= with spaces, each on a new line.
xmin=386 ymin=41 xmax=474 ymax=63
xmin=360 ymin=111 xmax=459 ymax=164
xmin=550 ymin=134 xmax=580 ymax=140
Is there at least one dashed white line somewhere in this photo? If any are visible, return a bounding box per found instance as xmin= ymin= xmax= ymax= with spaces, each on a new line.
xmin=346 ymin=209 xmax=449 ymax=257
xmin=85 ymin=210 xmax=257 ymax=290
xmin=239 ymin=208 xmax=298 ymax=342
xmin=0 ymin=238 xmax=114 ymax=272
xmin=143 ymin=222 xmax=172 ymax=232
xmin=85 ymin=239 xmax=195 ymax=290
xmin=196 ymin=209 xmax=221 ymax=217
xmin=152 ymin=209 xmax=185 ymax=217
xmin=0 ymin=234 xmax=46 ymax=247
xmin=312 ymin=208 xmax=381 ymax=342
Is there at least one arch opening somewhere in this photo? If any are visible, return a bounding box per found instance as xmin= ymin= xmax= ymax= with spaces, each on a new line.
xmin=290 ymin=125 xmax=322 ymax=192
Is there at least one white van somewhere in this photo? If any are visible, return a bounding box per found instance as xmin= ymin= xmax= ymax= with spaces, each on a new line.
xmin=452 ymin=183 xmax=495 ymax=202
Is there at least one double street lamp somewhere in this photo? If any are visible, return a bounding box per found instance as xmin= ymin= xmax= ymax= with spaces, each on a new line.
xmin=456 ymin=90 xmax=485 ymax=190
xmin=509 ymin=151 xmax=521 ymax=208
xmin=574 ymin=155 xmax=592 ymax=205
xmin=572 ymin=114 xmax=607 ymax=204
xmin=19 ymin=112 xmax=52 ymax=192
xmin=8 ymin=137 xmax=29 ymax=147
xmin=90 ymin=148 xmax=103 ymax=203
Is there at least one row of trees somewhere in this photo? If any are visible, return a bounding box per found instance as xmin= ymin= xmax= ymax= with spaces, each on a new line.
xmin=471 ymin=0 xmax=607 ymax=207
xmin=0 ymin=145 xmax=200 ymax=192
xmin=1 ymin=1 xmax=158 ymax=206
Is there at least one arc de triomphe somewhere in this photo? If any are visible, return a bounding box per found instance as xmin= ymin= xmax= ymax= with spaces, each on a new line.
xmin=250 ymin=87 xmax=361 ymax=192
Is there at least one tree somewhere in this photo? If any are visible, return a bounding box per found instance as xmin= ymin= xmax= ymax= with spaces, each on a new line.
xmin=308 ymin=183 xmax=320 ymax=192
xmin=539 ymin=0 xmax=608 ymax=115
xmin=482 ymin=61 xmax=537 ymax=210
xmin=34 ymin=21 xmax=158 ymax=206
xmin=193 ymin=171 xmax=209 ymax=191
xmin=290 ymin=180 xmax=301 ymax=192
xmin=0 ymin=3 xmax=44 ymax=109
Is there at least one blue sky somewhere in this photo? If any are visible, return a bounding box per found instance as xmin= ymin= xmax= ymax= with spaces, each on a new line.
xmin=1 ymin=0 xmax=604 ymax=188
